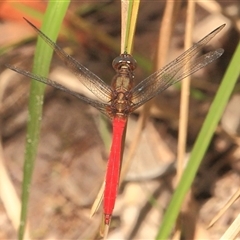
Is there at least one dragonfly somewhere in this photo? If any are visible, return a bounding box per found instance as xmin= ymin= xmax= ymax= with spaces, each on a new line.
xmin=7 ymin=18 xmax=225 ymax=226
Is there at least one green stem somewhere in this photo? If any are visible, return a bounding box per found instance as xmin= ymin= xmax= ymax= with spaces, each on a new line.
xmin=19 ymin=2 xmax=70 ymax=240
xmin=156 ymin=42 xmax=240 ymax=239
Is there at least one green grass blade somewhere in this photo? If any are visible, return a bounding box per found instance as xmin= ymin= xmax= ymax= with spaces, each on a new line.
xmin=123 ymin=0 xmax=140 ymax=54
xmin=156 ymin=42 xmax=240 ymax=239
xmin=19 ymin=2 xmax=70 ymax=240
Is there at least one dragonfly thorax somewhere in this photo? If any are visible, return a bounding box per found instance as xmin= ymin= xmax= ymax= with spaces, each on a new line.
xmin=108 ymin=53 xmax=138 ymax=118
xmin=108 ymin=73 xmax=133 ymax=117
xmin=108 ymin=90 xmax=132 ymax=118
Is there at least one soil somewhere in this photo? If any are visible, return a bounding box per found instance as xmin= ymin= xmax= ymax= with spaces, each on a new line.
xmin=0 ymin=1 xmax=239 ymax=239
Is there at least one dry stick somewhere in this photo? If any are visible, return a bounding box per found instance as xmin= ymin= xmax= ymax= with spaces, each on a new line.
xmin=177 ymin=0 xmax=195 ymax=183
xmin=156 ymin=0 xmax=178 ymax=67
xmin=173 ymin=2 xmax=195 ymax=240
xmin=220 ymin=214 xmax=240 ymax=240
xmin=208 ymin=187 xmax=240 ymax=228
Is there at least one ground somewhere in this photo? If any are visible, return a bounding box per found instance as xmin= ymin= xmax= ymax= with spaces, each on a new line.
xmin=0 ymin=1 xmax=239 ymax=239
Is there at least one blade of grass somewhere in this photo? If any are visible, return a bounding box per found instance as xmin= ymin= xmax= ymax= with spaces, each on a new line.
xmin=156 ymin=42 xmax=240 ymax=239
xmin=122 ymin=0 xmax=140 ymax=54
xmin=18 ymin=2 xmax=70 ymax=240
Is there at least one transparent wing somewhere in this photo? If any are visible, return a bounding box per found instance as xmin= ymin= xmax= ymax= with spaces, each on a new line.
xmin=7 ymin=64 xmax=112 ymax=119
xmin=24 ymin=18 xmax=113 ymax=103
xmin=130 ymin=24 xmax=225 ymax=110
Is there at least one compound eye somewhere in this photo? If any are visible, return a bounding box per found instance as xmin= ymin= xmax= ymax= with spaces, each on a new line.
xmin=112 ymin=53 xmax=137 ymax=71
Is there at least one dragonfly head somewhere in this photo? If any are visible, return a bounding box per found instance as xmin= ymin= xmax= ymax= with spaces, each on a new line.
xmin=112 ymin=53 xmax=137 ymax=72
